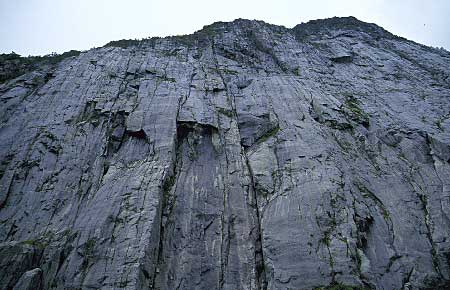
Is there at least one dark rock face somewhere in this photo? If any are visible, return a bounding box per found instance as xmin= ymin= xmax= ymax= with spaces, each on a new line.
xmin=1 ymin=16 xmax=450 ymax=289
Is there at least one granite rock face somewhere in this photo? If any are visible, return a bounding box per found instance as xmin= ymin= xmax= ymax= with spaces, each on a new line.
xmin=1 ymin=17 xmax=450 ymax=289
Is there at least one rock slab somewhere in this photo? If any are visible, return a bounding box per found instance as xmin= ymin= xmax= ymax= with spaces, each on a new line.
xmin=0 ymin=17 xmax=450 ymax=289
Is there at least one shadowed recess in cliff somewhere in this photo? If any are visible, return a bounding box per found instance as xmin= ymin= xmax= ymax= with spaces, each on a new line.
xmin=155 ymin=121 xmax=230 ymax=288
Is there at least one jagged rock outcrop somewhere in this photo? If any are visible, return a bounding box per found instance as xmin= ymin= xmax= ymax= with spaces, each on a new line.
xmin=1 ymin=16 xmax=449 ymax=289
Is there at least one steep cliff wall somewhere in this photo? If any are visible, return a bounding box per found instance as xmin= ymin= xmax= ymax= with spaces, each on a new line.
xmin=0 ymin=17 xmax=449 ymax=289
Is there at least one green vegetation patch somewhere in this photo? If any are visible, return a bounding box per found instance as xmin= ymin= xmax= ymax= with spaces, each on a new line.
xmin=343 ymin=95 xmax=370 ymax=127
xmin=0 ymin=50 xmax=81 ymax=84
xmin=255 ymin=124 xmax=280 ymax=145
xmin=20 ymin=239 xmax=47 ymax=249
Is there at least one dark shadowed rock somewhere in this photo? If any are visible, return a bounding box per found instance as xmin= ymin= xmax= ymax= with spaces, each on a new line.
xmin=13 ymin=268 xmax=43 ymax=290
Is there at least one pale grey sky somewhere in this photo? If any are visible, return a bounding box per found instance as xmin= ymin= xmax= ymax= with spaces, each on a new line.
xmin=1 ymin=0 xmax=449 ymax=56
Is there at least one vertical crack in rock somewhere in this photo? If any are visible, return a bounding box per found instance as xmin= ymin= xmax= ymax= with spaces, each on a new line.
xmin=418 ymin=192 xmax=442 ymax=276
xmin=150 ymin=105 xmax=184 ymax=289
xmin=153 ymin=121 xmax=222 ymax=289
xmin=0 ymin=170 xmax=15 ymax=211
xmin=212 ymin=38 xmax=268 ymax=289
xmin=406 ymin=137 xmax=446 ymax=280
xmin=244 ymin=155 xmax=268 ymax=290
xmin=151 ymin=147 xmax=180 ymax=289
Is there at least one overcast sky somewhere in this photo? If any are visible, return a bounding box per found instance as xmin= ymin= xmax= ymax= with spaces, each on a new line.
xmin=1 ymin=0 xmax=449 ymax=56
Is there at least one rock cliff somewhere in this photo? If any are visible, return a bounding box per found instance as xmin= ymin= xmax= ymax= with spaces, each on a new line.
xmin=1 ymin=17 xmax=450 ymax=289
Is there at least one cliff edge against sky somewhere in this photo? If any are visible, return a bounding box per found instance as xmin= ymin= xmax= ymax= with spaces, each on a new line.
xmin=0 ymin=17 xmax=450 ymax=289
